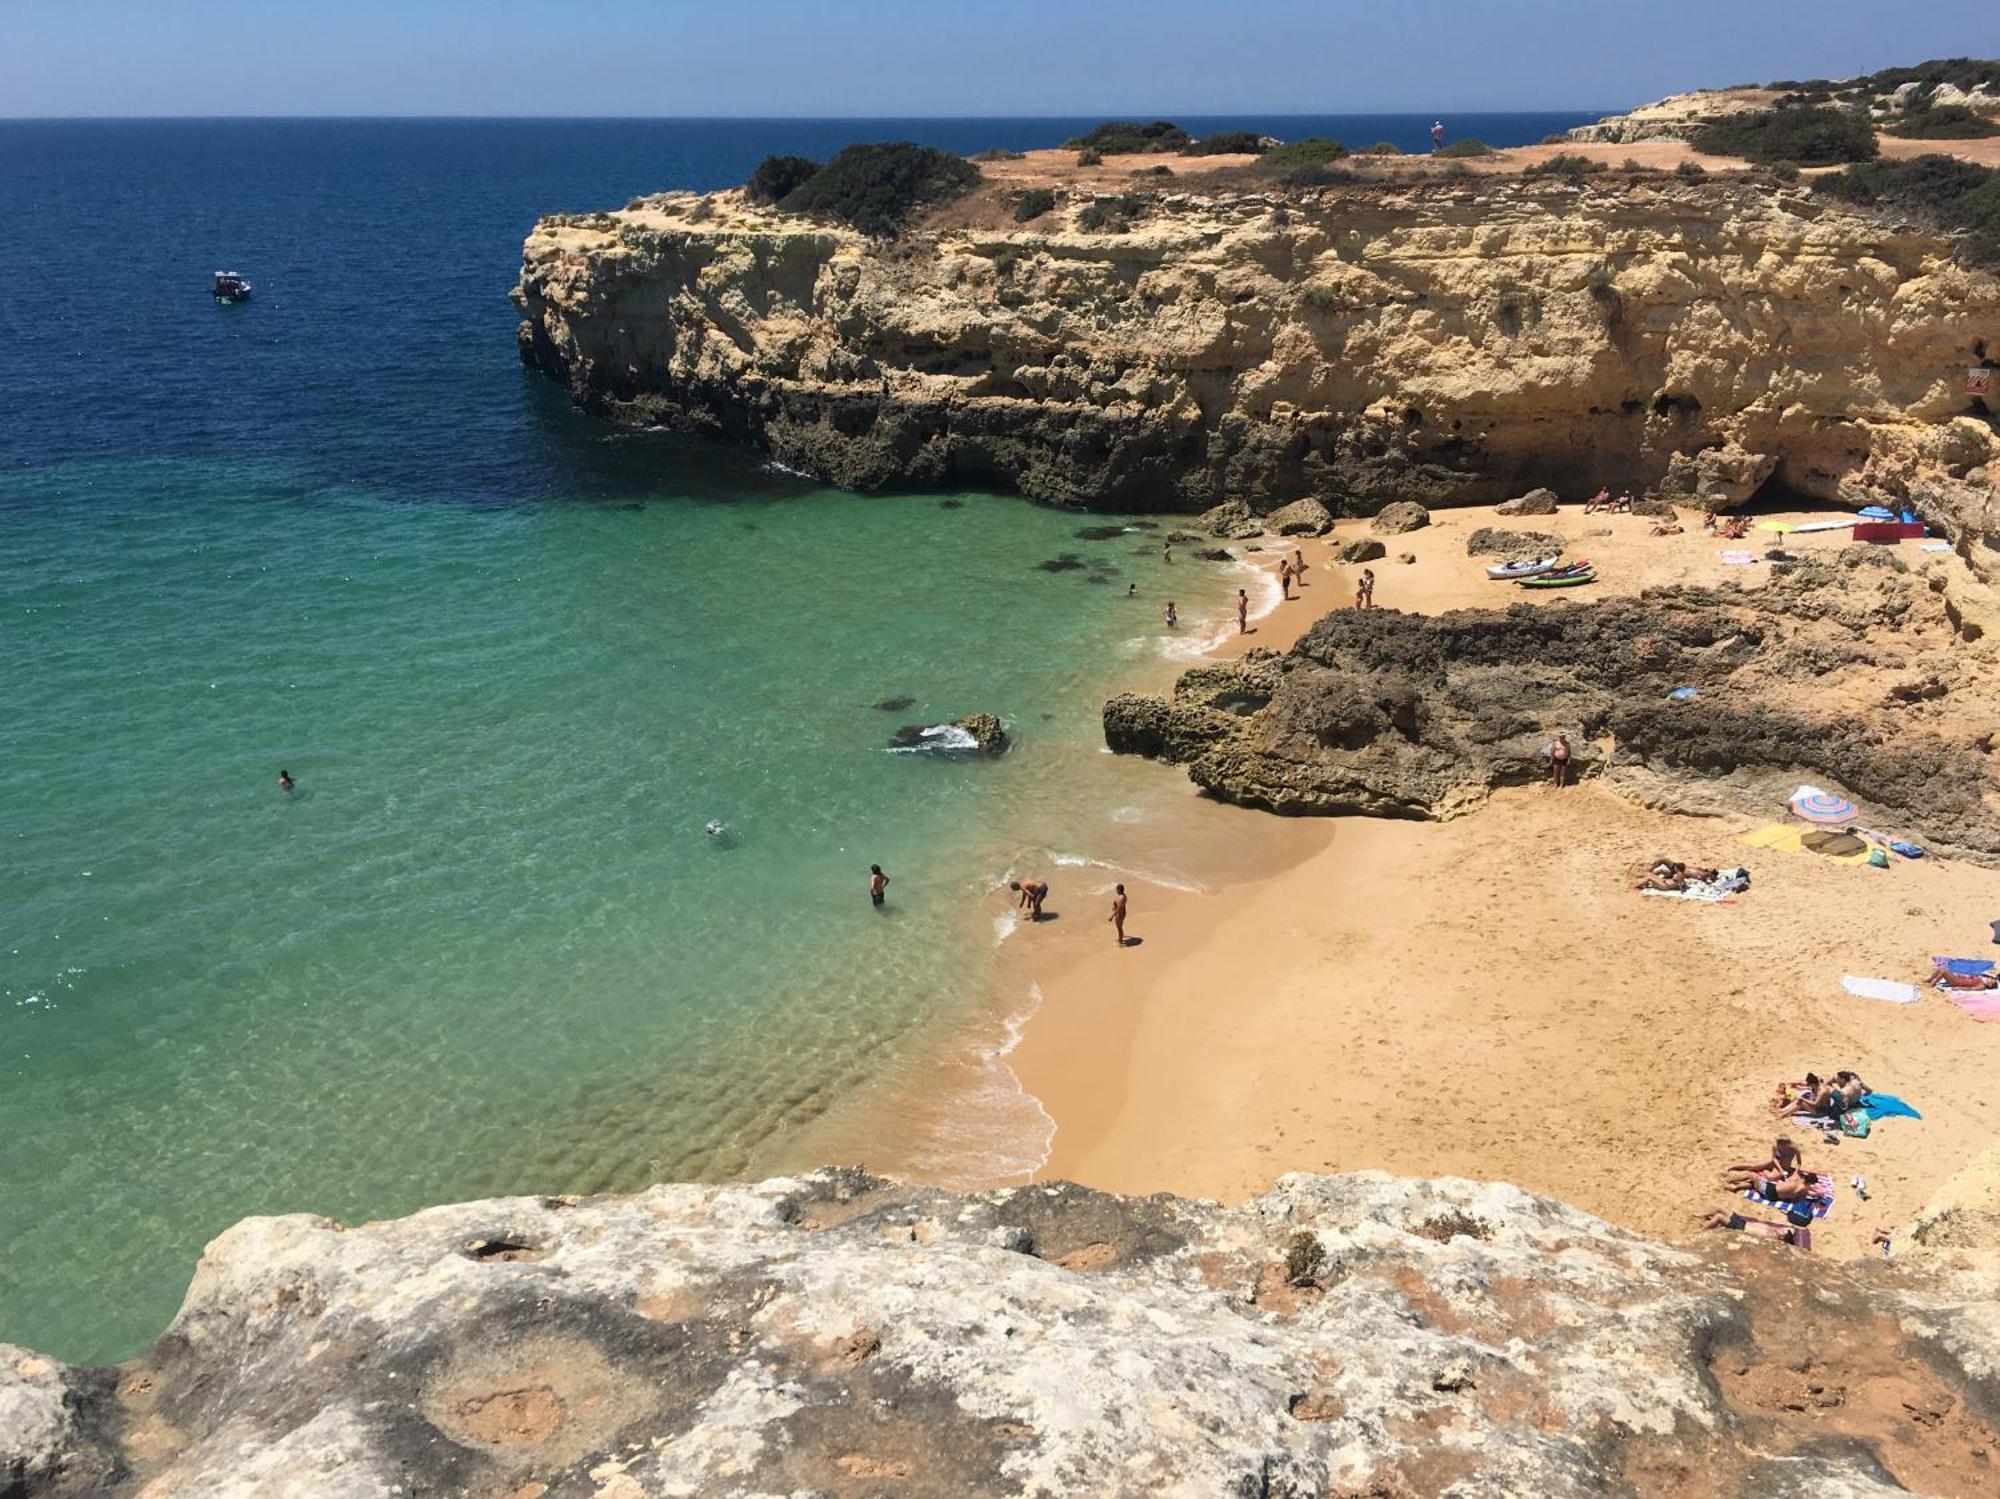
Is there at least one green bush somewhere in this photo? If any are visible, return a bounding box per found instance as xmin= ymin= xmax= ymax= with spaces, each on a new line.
xmin=1013 ymin=187 xmax=1056 ymax=222
xmin=1076 ymin=146 xmax=1103 ymax=166
xmin=777 ymin=142 xmax=980 ymax=235
xmin=1364 ymin=141 xmax=1401 ymax=156
xmin=1815 ymin=153 xmax=2000 ymax=266
xmin=1136 ymin=163 xmax=1173 ymax=176
xmin=1770 ymin=162 xmax=1801 ymax=183
xmin=1062 ymin=120 xmax=1191 ymax=155
xmin=1886 ymin=104 xmax=2000 ymax=140
xmin=1280 ymin=164 xmax=1357 ymax=189
xmin=1690 ymin=106 xmax=1877 ymax=166
xmin=1075 ymin=201 xmax=1126 ymax=232
xmin=1524 ymin=152 xmax=1608 ymax=178
xmin=1675 ymin=159 xmax=1708 ymax=180
xmin=1261 ymin=137 xmax=1350 ymax=168
xmin=1435 ymin=138 xmax=1494 ymax=158
xmin=1183 ymin=130 xmax=1265 ymax=156
xmin=746 ymin=154 xmax=821 ymax=204
xmin=971 ymin=146 xmax=1025 ymax=162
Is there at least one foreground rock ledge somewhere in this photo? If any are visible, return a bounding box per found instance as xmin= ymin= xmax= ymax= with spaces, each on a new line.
xmin=8 ymin=1171 xmax=2000 ymax=1496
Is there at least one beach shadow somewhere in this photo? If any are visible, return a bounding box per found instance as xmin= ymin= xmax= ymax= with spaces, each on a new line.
xmin=1118 ymin=935 xmax=1144 ymax=948
xmin=1030 ymin=910 xmax=1061 ymax=923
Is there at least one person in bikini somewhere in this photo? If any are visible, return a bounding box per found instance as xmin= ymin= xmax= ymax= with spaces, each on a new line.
xmin=868 ymin=864 xmax=890 ymax=908
xmin=1109 ymin=883 xmax=1128 ymax=947
xmin=1721 ymin=1137 xmax=1802 ymax=1192
xmin=1236 ymin=589 xmax=1250 ymax=633
xmin=1771 ymin=1072 xmax=1833 ymax=1118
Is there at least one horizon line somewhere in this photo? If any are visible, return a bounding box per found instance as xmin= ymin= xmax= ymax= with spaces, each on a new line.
xmin=0 ymin=108 xmax=1617 ymax=124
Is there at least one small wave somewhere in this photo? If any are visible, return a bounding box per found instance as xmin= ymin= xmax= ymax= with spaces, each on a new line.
xmin=903 ymin=983 xmax=1055 ymax=1185
xmin=761 ymin=456 xmax=815 ymax=480
xmin=1048 ymin=850 xmax=1207 ymax=894
xmin=885 ymin=724 xmax=981 ymax=755
xmin=992 ymin=909 xmax=1020 ymax=946
xmin=1109 ymin=804 xmax=1147 ymax=824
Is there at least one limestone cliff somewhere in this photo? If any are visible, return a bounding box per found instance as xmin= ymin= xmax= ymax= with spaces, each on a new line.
xmin=8 ymin=1168 xmax=2000 ymax=1496
xmin=514 ymin=177 xmax=2000 ymax=555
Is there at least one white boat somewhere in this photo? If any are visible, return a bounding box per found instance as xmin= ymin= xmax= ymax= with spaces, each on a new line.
xmin=1485 ymin=554 xmax=1560 ymax=580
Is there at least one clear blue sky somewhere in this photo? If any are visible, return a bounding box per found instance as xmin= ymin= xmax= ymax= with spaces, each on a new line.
xmin=6 ymin=0 xmax=1997 ymax=117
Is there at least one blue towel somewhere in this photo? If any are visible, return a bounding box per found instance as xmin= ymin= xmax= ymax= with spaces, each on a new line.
xmin=1936 ymin=958 xmax=1995 ymax=977
xmin=1860 ymin=1093 xmax=1922 ymax=1121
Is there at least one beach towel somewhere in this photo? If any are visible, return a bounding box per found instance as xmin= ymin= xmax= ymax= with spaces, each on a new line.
xmin=1842 ymin=976 xmax=1921 ymax=1004
xmin=1859 ymin=1093 xmax=1922 ymax=1121
xmin=1920 ymin=540 xmax=1955 ymax=552
xmin=1948 ymin=990 xmax=2000 ymax=1022
xmin=1720 ymin=549 xmax=1759 ymax=565
xmin=1639 ymin=867 xmax=1748 ymax=902
xmin=1744 ymin=1176 xmax=1834 ymax=1224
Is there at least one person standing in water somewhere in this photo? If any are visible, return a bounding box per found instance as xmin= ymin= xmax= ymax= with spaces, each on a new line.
xmin=1110 ymin=883 xmax=1128 ymax=947
xmin=277 ymin=769 xmax=295 ymax=795
xmin=868 ymin=864 xmax=890 ymax=908
xmin=1236 ymin=588 xmax=1249 ymax=633
xmin=1009 ymin=877 xmax=1049 ymax=921
xmin=1278 ymin=560 xmax=1294 ymax=600
xmin=1164 ymin=600 xmax=1178 ymax=628
xmin=1162 ymin=539 xmax=1173 ymax=564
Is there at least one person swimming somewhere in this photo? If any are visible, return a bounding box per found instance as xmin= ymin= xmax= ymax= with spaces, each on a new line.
xmin=705 ymin=819 xmax=729 ymax=840
xmin=277 ymin=769 xmax=294 ymax=794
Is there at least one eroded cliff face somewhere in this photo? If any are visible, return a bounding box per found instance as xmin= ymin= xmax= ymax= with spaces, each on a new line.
xmin=514 ymin=178 xmax=2000 ymax=552
xmin=8 ymin=1169 xmax=2000 ymax=1497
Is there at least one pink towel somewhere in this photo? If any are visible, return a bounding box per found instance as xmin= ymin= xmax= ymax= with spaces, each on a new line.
xmin=1949 ymin=991 xmax=2000 ymax=1022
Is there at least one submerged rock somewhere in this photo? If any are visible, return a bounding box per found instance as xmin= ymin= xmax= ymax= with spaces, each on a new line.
xmin=890 ymin=712 xmax=1007 ymax=755
xmin=872 ymin=694 xmax=918 ymax=713
xmin=10 ymin=1168 xmax=2000 ymax=1496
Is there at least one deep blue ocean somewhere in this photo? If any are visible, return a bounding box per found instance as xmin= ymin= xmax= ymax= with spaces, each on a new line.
xmin=0 ymin=112 xmax=1595 ymax=1365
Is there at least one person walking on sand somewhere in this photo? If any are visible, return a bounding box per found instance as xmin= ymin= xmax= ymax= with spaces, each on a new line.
xmin=1355 ymin=568 xmax=1375 ymax=609
xmin=1547 ymin=731 xmax=1573 ymax=789
xmin=1165 ymin=600 xmax=1178 ymax=628
xmin=1236 ymin=588 xmax=1249 ymax=633
xmin=1110 ymin=883 xmax=1128 ymax=947
xmin=277 ymin=769 xmax=295 ymax=795
xmin=1278 ymin=560 xmax=1294 ymax=600
xmin=1431 ymin=120 xmax=1446 ymax=152
xmin=1292 ymin=549 xmax=1307 ymax=583
xmin=868 ymin=864 xmax=890 ymax=908
xmin=1010 ymin=877 xmax=1048 ymax=921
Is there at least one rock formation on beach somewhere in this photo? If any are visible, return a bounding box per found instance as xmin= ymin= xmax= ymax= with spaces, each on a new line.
xmin=9 ymin=1167 xmax=2000 ymax=1497
xmin=1105 ymin=551 xmax=2000 ymax=861
xmin=514 ymin=166 xmax=2000 ymax=555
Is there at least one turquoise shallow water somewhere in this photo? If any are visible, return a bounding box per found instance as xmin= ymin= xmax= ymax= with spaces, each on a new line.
xmin=0 ymin=456 xmax=1238 ymax=1362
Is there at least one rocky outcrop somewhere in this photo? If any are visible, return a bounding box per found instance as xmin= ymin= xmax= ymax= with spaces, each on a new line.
xmin=1265 ymin=497 xmax=1332 ymax=536
xmin=1466 ymin=525 xmax=1564 ymax=557
xmin=1566 ymin=87 xmax=1785 ymax=144
xmin=9 ymin=1168 xmax=2000 ymax=1497
xmin=514 ymin=179 xmax=2000 ymax=561
xmin=890 ymin=712 xmax=1007 ymax=755
xmin=1104 ymin=555 xmax=2000 ymax=861
xmin=1330 ymin=537 xmax=1385 ymax=564
xmin=1657 ymin=442 xmax=1779 ymax=511
xmin=1497 ymin=486 xmax=1560 ymax=516
xmin=1369 ymin=500 xmax=1430 ymax=534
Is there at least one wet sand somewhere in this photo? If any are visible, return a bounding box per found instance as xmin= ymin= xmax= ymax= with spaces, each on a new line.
xmin=999 ymin=505 xmax=2000 ymax=1257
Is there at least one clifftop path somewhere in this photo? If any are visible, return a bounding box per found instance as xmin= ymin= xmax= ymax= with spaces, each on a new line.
xmin=515 ymin=174 xmax=2000 ymax=555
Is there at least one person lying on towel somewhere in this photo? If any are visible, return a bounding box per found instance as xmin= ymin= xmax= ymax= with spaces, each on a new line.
xmin=1635 ymin=858 xmax=1719 ymax=892
xmin=1693 ymin=1210 xmax=1811 ymax=1251
xmin=1721 ymin=1137 xmax=1803 ymax=1192
xmin=1930 ymin=963 xmax=1999 ymax=991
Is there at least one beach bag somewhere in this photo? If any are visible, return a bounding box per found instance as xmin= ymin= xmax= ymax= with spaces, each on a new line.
xmin=1839 ymin=1110 xmax=1871 ymax=1139
xmin=1868 ymin=848 xmax=1890 ymax=869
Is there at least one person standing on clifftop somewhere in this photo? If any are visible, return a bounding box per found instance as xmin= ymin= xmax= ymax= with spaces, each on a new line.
xmin=1236 ymin=588 xmax=1250 ymax=633
xmin=1431 ymin=120 xmax=1446 ymax=152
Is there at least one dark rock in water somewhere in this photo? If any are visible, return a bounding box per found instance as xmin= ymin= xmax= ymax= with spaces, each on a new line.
xmin=873 ymin=695 xmax=918 ymax=713
xmin=1075 ymin=525 xmax=1131 ymax=541
xmin=1193 ymin=547 xmax=1235 ymax=562
xmin=890 ymin=712 xmax=1008 ymax=756
xmin=1038 ymin=554 xmax=1088 ymax=572
xmin=1466 ymin=527 xmax=1563 ymax=559
xmin=939 ymin=498 xmax=965 ymax=509
xmin=1104 ymin=565 xmax=2000 ymax=863
xmin=1166 ymin=530 xmax=1204 ymax=544
xmin=1332 ymin=538 xmax=1386 ymax=564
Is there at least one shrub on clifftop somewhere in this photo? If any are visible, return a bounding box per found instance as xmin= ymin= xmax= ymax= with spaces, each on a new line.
xmin=1814 ymin=153 xmax=2000 ymax=267
xmin=776 ymin=142 xmax=981 ymax=236
xmin=1886 ymin=104 xmax=2000 ymax=140
xmin=1435 ymin=138 xmax=1494 ymax=158
xmin=1063 ymin=120 xmax=1192 ymax=155
xmin=1014 ymin=188 xmax=1056 ymax=222
xmin=746 ymin=155 xmax=821 ymax=204
xmin=1691 ymin=106 xmax=1877 ymax=166
xmin=1182 ymin=130 xmax=1265 ymax=156
xmin=1261 ymin=137 xmax=1349 ymax=168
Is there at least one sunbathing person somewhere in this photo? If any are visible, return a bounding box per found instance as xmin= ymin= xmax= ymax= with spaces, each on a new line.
xmin=1636 ymin=860 xmax=1687 ymax=892
xmin=1584 ymin=487 xmax=1611 ymax=513
xmin=1721 ymin=1136 xmax=1802 ymax=1191
xmin=1771 ymin=1072 xmax=1830 ymax=1117
xmin=1693 ymin=1210 xmax=1812 ymax=1250
xmin=1929 ymin=962 xmax=2000 ymax=991
xmin=1831 ymin=1070 xmax=1868 ymax=1111
xmin=1748 ymin=1166 xmax=1822 ymax=1206
xmin=1650 ymin=520 xmax=1683 ymax=536
xmin=1717 ymin=515 xmax=1750 ymax=539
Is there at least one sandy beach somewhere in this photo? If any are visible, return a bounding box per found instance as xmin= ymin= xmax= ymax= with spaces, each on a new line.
xmin=1001 ymin=503 xmax=2000 ymax=1258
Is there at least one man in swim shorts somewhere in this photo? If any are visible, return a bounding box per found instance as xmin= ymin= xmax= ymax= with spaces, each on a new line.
xmin=869 ymin=864 xmax=889 ymax=908
xmin=1010 ymin=877 xmax=1049 ymax=920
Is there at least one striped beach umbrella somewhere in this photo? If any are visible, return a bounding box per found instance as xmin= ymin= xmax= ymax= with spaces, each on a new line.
xmin=1790 ymin=787 xmax=1859 ymax=825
